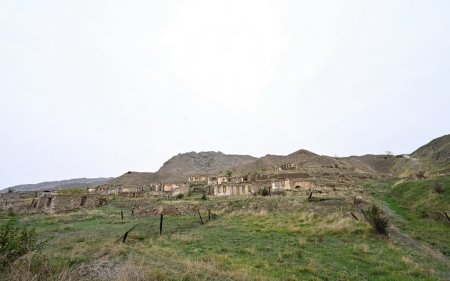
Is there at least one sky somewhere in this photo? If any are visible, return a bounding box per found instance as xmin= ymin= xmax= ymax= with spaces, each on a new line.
xmin=1 ymin=0 xmax=449 ymax=188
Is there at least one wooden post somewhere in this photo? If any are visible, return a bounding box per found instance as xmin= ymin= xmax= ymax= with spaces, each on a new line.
xmin=131 ymin=209 xmax=134 ymax=217
xmin=121 ymin=224 xmax=139 ymax=243
xmin=121 ymin=210 xmax=124 ymax=220
xmin=444 ymin=212 xmax=450 ymax=223
xmin=269 ymin=186 xmax=272 ymax=197
xmin=361 ymin=209 xmax=369 ymax=221
xmin=350 ymin=212 xmax=359 ymax=221
xmin=308 ymin=192 xmax=313 ymax=200
xmin=159 ymin=213 xmax=164 ymax=236
xmin=206 ymin=207 xmax=217 ymax=220
xmin=198 ymin=210 xmax=204 ymax=225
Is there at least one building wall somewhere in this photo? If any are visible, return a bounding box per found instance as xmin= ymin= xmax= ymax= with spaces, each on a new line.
xmin=213 ymin=184 xmax=253 ymax=196
xmin=271 ymin=179 xmax=292 ymax=190
xmin=217 ymin=177 xmax=228 ymax=184
xmin=35 ymin=193 xmax=99 ymax=213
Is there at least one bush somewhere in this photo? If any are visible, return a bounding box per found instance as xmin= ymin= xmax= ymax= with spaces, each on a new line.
xmin=0 ymin=217 xmax=39 ymax=268
xmin=366 ymin=205 xmax=388 ymax=235
xmin=432 ymin=182 xmax=444 ymax=193
xmin=261 ymin=187 xmax=270 ymax=196
xmin=176 ymin=193 xmax=184 ymax=200
xmin=201 ymin=194 xmax=207 ymax=201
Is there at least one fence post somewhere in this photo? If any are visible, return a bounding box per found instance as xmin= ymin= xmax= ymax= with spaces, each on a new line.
xmin=121 ymin=210 xmax=124 ymax=220
xmin=198 ymin=210 xmax=204 ymax=225
xmin=159 ymin=213 xmax=164 ymax=236
xmin=444 ymin=212 xmax=450 ymax=223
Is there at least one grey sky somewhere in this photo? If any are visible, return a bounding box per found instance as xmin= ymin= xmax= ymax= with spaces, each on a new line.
xmin=1 ymin=0 xmax=449 ymax=188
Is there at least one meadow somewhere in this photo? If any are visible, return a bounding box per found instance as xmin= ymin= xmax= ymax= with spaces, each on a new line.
xmin=1 ymin=178 xmax=449 ymax=281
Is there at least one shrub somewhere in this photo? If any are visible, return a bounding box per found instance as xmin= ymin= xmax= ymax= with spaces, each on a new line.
xmin=201 ymin=194 xmax=207 ymax=201
xmin=432 ymin=182 xmax=444 ymax=193
xmin=176 ymin=193 xmax=184 ymax=200
xmin=261 ymin=187 xmax=270 ymax=196
xmin=0 ymin=217 xmax=39 ymax=268
xmin=366 ymin=204 xmax=388 ymax=235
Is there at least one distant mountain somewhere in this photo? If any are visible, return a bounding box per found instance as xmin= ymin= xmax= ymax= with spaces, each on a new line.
xmin=1 ymin=178 xmax=112 ymax=193
xmin=6 ymin=135 xmax=449 ymax=192
xmin=104 ymin=134 xmax=450 ymax=186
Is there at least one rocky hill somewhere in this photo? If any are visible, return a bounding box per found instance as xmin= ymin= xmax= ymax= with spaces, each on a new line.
xmin=156 ymin=151 xmax=256 ymax=182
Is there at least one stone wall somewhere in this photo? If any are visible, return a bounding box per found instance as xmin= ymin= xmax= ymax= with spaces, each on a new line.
xmin=35 ymin=193 xmax=100 ymax=213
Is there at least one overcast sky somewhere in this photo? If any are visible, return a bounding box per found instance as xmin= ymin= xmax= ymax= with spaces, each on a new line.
xmin=1 ymin=1 xmax=449 ymax=188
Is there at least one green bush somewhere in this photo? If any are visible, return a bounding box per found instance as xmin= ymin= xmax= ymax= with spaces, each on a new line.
xmin=0 ymin=216 xmax=39 ymax=268
xmin=176 ymin=193 xmax=184 ymax=200
xmin=261 ymin=187 xmax=270 ymax=196
xmin=201 ymin=193 xmax=208 ymax=201
xmin=366 ymin=205 xmax=389 ymax=235
xmin=432 ymin=182 xmax=444 ymax=193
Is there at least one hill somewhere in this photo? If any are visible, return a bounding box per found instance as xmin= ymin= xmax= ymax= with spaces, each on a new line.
xmin=410 ymin=134 xmax=450 ymax=175
xmin=1 ymin=177 xmax=112 ymax=193
xmin=105 ymin=172 xmax=160 ymax=186
xmin=156 ymin=151 xmax=256 ymax=182
xmin=5 ymin=134 xmax=449 ymax=190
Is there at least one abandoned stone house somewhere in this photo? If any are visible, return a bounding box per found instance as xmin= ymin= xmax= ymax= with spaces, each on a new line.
xmin=271 ymin=178 xmax=292 ymax=190
xmin=217 ymin=176 xmax=228 ymax=184
xmin=213 ymin=183 xmax=254 ymax=196
xmin=279 ymin=163 xmax=298 ymax=170
xmin=163 ymin=183 xmax=189 ymax=196
xmin=2 ymin=191 xmax=37 ymax=211
xmin=32 ymin=191 xmax=100 ymax=213
xmin=188 ymin=176 xmax=208 ymax=182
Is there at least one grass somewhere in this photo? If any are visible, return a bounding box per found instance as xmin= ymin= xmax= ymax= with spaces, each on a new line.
xmin=0 ymin=191 xmax=449 ymax=280
xmin=379 ymin=176 xmax=450 ymax=256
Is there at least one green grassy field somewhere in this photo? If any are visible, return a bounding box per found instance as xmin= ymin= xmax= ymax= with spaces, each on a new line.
xmin=1 ymin=184 xmax=449 ymax=280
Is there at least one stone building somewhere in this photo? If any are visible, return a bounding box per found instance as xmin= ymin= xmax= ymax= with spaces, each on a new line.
xmin=279 ymin=163 xmax=298 ymax=170
xmin=271 ymin=178 xmax=292 ymax=190
xmin=32 ymin=191 xmax=100 ymax=213
xmin=213 ymin=183 xmax=253 ymax=196
xmin=188 ymin=176 xmax=208 ymax=182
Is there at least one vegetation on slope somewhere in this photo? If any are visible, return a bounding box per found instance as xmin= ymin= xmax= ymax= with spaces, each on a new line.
xmin=1 ymin=193 xmax=448 ymax=280
xmin=381 ymin=176 xmax=450 ymax=256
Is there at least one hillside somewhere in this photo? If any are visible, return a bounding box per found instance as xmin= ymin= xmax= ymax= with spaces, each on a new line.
xmin=105 ymin=172 xmax=160 ymax=186
xmin=1 ymin=178 xmax=112 ymax=193
xmin=340 ymin=154 xmax=397 ymax=175
xmin=410 ymin=134 xmax=450 ymax=175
